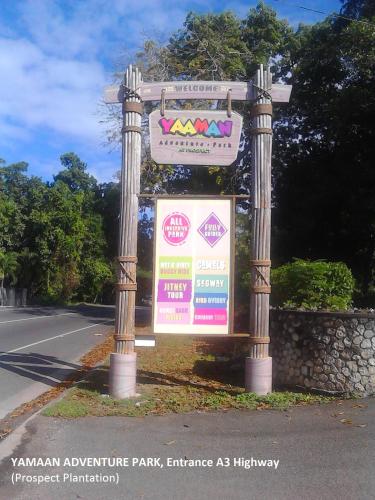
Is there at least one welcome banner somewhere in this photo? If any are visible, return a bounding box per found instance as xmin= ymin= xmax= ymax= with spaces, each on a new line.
xmin=153 ymin=198 xmax=232 ymax=335
xmin=149 ymin=110 xmax=243 ymax=166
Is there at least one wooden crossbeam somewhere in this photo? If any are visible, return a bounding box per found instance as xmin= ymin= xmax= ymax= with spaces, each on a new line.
xmin=104 ymin=81 xmax=292 ymax=104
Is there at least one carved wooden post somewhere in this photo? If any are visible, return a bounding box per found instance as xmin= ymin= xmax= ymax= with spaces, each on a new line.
xmin=109 ymin=65 xmax=142 ymax=398
xmin=245 ymin=64 xmax=273 ymax=395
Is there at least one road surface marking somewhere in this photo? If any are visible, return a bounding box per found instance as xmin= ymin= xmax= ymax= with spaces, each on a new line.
xmin=0 ymin=362 xmax=62 ymax=384
xmin=0 ymin=312 xmax=77 ymax=325
xmin=0 ymin=320 xmax=113 ymax=358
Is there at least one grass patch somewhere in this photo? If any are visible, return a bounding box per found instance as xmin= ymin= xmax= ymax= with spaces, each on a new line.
xmin=44 ymin=335 xmax=333 ymax=418
xmin=43 ymin=400 xmax=89 ymax=418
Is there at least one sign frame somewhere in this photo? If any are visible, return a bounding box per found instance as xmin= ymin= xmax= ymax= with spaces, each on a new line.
xmin=151 ymin=195 xmax=236 ymax=336
xmin=104 ymin=63 xmax=292 ymax=396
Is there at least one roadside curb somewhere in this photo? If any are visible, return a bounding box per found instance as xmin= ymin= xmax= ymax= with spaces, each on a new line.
xmin=0 ymin=407 xmax=43 ymax=464
xmin=0 ymin=331 xmax=115 ymax=463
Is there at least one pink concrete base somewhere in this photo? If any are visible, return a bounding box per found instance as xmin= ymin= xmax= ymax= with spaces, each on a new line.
xmin=109 ymin=352 xmax=137 ymax=399
xmin=245 ymin=357 xmax=272 ymax=395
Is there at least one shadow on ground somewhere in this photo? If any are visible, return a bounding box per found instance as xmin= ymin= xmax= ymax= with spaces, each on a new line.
xmin=2 ymin=303 xmax=151 ymax=327
xmin=76 ymin=357 xmax=244 ymax=397
xmin=0 ymin=352 xmax=81 ymax=387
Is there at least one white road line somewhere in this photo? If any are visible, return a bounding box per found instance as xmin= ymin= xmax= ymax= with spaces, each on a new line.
xmin=0 ymin=312 xmax=76 ymax=325
xmin=0 ymin=362 xmax=62 ymax=384
xmin=0 ymin=320 xmax=114 ymax=358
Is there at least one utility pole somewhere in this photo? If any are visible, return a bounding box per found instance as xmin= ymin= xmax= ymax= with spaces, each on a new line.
xmin=245 ymin=64 xmax=273 ymax=395
xmin=109 ymin=65 xmax=142 ymax=398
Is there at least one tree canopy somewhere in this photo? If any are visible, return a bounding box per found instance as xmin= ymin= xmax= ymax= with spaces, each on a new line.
xmin=2 ymin=1 xmax=375 ymax=305
xmin=131 ymin=1 xmax=375 ymax=303
xmin=0 ymin=155 xmax=114 ymax=303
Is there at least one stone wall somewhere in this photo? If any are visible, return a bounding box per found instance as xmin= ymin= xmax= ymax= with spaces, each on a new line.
xmin=270 ymin=309 xmax=375 ymax=396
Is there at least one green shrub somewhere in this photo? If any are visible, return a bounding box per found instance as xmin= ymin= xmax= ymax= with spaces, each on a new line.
xmin=271 ymin=259 xmax=355 ymax=310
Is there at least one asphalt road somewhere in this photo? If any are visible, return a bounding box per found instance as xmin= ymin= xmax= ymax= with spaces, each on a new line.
xmin=0 ymin=397 xmax=374 ymax=499
xmin=0 ymin=305 xmax=116 ymax=420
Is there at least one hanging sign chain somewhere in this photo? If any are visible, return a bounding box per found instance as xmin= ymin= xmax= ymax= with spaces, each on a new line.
xmin=227 ymin=89 xmax=232 ymax=117
xmin=160 ymin=89 xmax=166 ymax=116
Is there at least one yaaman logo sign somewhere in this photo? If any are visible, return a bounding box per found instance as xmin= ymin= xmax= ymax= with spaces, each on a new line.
xmin=149 ymin=110 xmax=243 ymax=166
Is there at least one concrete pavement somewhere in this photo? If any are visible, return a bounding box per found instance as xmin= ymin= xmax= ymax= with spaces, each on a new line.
xmin=0 ymin=397 xmax=374 ymax=500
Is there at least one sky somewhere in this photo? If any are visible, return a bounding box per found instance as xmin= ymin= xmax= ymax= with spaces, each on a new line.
xmin=0 ymin=0 xmax=342 ymax=184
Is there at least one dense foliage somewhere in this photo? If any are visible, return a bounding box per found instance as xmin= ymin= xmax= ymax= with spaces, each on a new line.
xmin=0 ymin=154 xmax=116 ymax=303
xmin=2 ymin=0 xmax=374 ymax=306
xmin=128 ymin=0 xmax=375 ymax=305
xmin=271 ymin=260 xmax=355 ymax=310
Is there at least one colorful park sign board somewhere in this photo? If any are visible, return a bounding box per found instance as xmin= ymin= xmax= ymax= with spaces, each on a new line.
xmin=153 ymin=198 xmax=232 ymax=335
xmin=149 ymin=110 xmax=243 ymax=166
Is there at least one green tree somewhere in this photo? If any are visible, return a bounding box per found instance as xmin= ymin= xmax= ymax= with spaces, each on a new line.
xmin=132 ymin=4 xmax=295 ymax=197
xmin=29 ymin=182 xmax=85 ymax=299
xmin=272 ymin=6 xmax=375 ymax=298
xmin=242 ymin=3 xmax=294 ymax=75
xmin=167 ymin=11 xmax=248 ymax=80
xmin=77 ymin=258 xmax=114 ymax=303
xmin=340 ymin=0 xmax=375 ymax=20
xmin=0 ymin=251 xmax=19 ymax=305
xmin=54 ymin=152 xmax=97 ymax=192
xmin=0 ymin=154 xmax=116 ymax=303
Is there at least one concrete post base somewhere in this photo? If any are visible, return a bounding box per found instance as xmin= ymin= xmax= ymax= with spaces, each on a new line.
xmin=245 ymin=357 xmax=272 ymax=395
xmin=109 ymin=352 xmax=137 ymax=399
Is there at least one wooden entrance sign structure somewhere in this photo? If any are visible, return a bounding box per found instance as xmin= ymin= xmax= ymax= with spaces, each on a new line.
xmin=104 ymin=64 xmax=291 ymax=397
xmin=108 ymin=65 xmax=142 ymax=398
xmin=247 ymin=66 xmax=274 ymax=394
